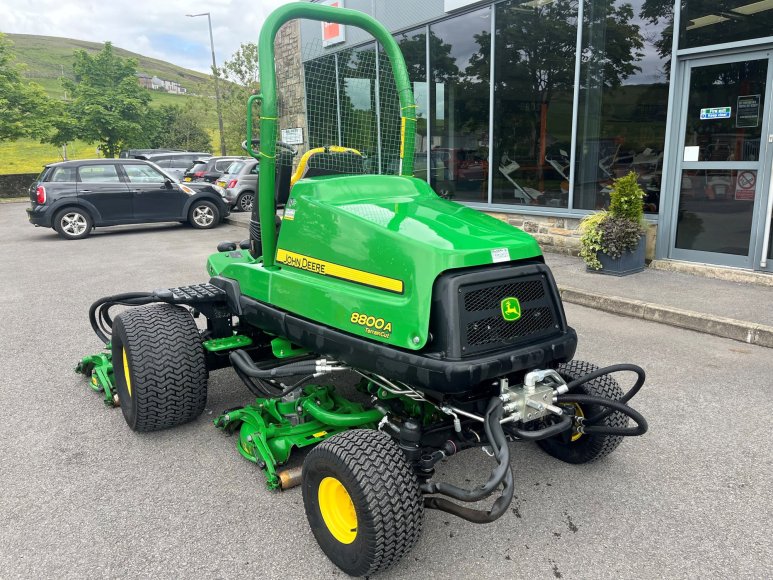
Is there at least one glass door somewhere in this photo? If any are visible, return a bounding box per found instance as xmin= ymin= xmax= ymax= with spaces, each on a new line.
xmin=670 ymin=51 xmax=773 ymax=269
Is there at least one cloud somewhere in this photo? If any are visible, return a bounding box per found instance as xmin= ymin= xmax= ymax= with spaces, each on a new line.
xmin=0 ymin=0 xmax=293 ymax=73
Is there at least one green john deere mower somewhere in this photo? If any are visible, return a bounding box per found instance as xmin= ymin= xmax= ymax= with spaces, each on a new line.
xmin=76 ymin=3 xmax=648 ymax=576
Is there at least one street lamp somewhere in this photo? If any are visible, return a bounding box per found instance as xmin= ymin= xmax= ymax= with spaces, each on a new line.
xmin=187 ymin=12 xmax=226 ymax=155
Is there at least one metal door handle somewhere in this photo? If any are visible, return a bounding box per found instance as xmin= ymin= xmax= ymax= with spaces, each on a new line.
xmin=79 ymin=189 xmax=91 ymax=192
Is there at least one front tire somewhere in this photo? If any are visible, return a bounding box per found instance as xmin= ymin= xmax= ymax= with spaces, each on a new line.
xmin=188 ymin=200 xmax=220 ymax=229
xmin=536 ymin=360 xmax=628 ymax=463
xmin=54 ymin=208 xmax=93 ymax=240
xmin=302 ymin=429 xmax=424 ymax=577
xmin=111 ymin=304 xmax=208 ymax=432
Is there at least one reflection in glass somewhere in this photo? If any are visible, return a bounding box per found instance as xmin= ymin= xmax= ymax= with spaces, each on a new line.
xmin=337 ymin=44 xmax=378 ymax=156
xmin=682 ymin=60 xmax=767 ymax=163
xmin=675 ymin=169 xmax=756 ymax=255
xmin=429 ymin=7 xmax=491 ymax=202
xmin=304 ymin=54 xmax=339 ymax=148
xmin=385 ymin=29 xmax=427 ymax=177
xmin=492 ymin=0 xmax=578 ymax=208
xmin=576 ymin=0 xmax=669 ymax=213
xmin=681 ymin=0 xmax=773 ymax=49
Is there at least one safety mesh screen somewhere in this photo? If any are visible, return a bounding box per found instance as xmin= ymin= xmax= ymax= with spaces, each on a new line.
xmin=296 ymin=39 xmax=405 ymax=175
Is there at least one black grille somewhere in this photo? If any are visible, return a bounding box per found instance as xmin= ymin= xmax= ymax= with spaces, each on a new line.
xmin=463 ymin=280 xmax=544 ymax=312
xmin=466 ymin=307 xmax=553 ymax=346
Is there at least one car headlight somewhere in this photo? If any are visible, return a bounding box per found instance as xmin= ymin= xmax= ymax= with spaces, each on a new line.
xmin=211 ymin=185 xmax=226 ymax=197
xmin=180 ymin=184 xmax=195 ymax=195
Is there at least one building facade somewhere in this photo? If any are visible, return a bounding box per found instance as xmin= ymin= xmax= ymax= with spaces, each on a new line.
xmin=274 ymin=0 xmax=773 ymax=273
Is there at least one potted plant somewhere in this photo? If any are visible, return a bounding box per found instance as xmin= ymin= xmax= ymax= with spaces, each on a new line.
xmin=578 ymin=171 xmax=647 ymax=276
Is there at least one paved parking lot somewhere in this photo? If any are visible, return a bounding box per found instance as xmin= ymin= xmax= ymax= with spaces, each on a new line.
xmin=1 ymin=203 xmax=771 ymax=579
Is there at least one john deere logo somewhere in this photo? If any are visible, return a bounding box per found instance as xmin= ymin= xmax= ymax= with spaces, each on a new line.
xmin=501 ymin=297 xmax=521 ymax=322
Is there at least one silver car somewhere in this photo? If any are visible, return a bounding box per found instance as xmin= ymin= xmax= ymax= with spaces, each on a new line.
xmin=218 ymin=159 xmax=258 ymax=212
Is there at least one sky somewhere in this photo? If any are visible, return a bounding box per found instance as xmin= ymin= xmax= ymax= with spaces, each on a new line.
xmin=0 ymin=0 xmax=294 ymax=73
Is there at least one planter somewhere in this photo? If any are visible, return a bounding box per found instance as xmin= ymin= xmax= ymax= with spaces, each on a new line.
xmin=590 ymin=235 xmax=646 ymax=276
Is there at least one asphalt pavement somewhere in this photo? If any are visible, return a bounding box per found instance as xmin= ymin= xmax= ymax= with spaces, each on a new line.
xmin=1 ymin=203 xmax=772 ymax=579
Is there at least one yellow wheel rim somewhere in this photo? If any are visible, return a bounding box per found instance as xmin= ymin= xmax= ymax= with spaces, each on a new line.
xmin=318 ymin=476 xmax=357 ymax=544
xmin=122 ymin=348 xmax=133 ymax=398
xmin=571 ymin=403 xmax=584 ymax=442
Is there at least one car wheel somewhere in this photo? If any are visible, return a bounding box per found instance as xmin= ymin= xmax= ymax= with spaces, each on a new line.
xmin=188 ymin=200 xmax=220 ymax=229
xmin=236 ymin=191 xmax=254 ymax=213
xmin=54 ymin=208 xmax=93 ymax=240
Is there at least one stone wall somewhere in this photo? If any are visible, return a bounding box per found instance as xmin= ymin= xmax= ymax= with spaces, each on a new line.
xmin=275 ymin=19 xmax=306 ymax=168
xmin=0 ymin=173 xmax=37 ymax=198
xmin=487 ymin=211 xmax=658 ymax=261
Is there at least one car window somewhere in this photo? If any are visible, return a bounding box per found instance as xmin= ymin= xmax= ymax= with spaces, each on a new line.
xmin=123 ymin=164 xmax=166 ymax=183
xmin=249 ymin=164 xmax=259 ymax=175
xmin=226 ymin=161 xmax=245 ymax=174
xmin=169 ymin=158 xmax=193 ymax=168
xmin=50 ymin=167 xmax=77 ymax=182
xmin=78 ymin=164 xmax=121 ymax=183
xmin=155 ymin=159 xmax=172 ymax=168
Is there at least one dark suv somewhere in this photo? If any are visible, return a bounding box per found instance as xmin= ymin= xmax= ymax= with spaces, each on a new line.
xmin=182 ymin=156 xmax=248 ymax=183
xmin=27 ymin=159 xmax=230 ymax=240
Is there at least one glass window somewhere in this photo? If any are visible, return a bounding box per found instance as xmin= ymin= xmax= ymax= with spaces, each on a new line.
xmin=575 ymin=0 xmax=670 ymax=213
xmin=680 ymin=0 xmax=773 ymax=49
xmin=78 ymin=165 xmax=120 ymax=183
xmin=226 ymin=161 xmax=246 ymax=174
xmin=249 ymin=163 xmax=259 ymax=175
xmin=429 ymin=7 xmax=491 ymax=202
xmin=683 ymin=60 xmax=767 ymax=162
xmin=387 ymin=27 xmax=427 ymax=178
xmin=492 ymin=0 xmax=579 ymax=209
xmin=305 ymin=54 xmax=340 ymax=149
xmin=675 ymin=169 xmax=756 ymax=255
xmin=123 ymin=164 xmax=165 ymax=183
xmin=50 ymin=167 xmax=77 ymax=182
xmin=338 ymin=44 xmax=379 ymax=160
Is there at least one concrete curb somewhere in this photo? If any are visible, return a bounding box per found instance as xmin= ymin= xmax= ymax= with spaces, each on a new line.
xmin=559 ymin=285 xmax=773 ymax=349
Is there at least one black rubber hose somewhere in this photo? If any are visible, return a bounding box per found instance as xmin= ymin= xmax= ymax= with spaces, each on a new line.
xmin=565 ymin=363 xmax=645 ymax=424
xmin=420 ymin=397 xmax=510 ymax=503
xmin=230 ymin=349 xmax=320 ymax=378
xmin=88 ymin=292 xmax=158 ymax=344
xmin=555 ymin=393 xmax=648 ymax=436
xmin=506 ymin=414 xmax=573 ymax=441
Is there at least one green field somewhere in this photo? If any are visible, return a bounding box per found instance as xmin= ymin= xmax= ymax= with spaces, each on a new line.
xmin=2 ymin=34 xmax=223 ymax=175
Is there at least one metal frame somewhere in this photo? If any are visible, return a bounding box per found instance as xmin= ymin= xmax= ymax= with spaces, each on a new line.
xmin=666 ymin=49 xmax=773 ymax=269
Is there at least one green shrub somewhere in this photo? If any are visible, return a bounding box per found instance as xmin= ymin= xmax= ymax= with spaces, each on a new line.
xmin=608 ymin=171 xmax=645 ymax=224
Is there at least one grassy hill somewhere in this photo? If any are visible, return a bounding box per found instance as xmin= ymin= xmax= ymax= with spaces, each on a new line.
xmin=7 ymin=33 xmax=211 ymax=97
xmin=1 ymin=34 xmax=222 ymax=175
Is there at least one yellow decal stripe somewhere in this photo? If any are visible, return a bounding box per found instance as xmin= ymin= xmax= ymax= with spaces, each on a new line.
xmin=276 ymin=249 xmax=403 ymax=294
xmin=122 ymin=348 xmax=132 ymax=398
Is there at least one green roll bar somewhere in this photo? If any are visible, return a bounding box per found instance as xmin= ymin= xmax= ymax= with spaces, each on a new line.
xmin=247 ymin=2 xmax=417 ymax=270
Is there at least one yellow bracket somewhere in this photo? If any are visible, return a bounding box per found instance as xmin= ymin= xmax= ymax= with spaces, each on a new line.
xmin=290 ymin=146 xmax=363 ymax=186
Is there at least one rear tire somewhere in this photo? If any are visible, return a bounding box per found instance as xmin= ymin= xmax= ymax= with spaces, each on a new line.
xmin=536 ymin=360 xmax=627 ymax=463
xmin=302 ymin=429 xmax=424 ymax=577
xmin=236 ymin=191 xmax=254 ymax=212
xmin=188 ymin=200 xmax=220 ymax=229
xmin=112 ymin=304 xmax=207 ymax=432
xmin=54 ymin=208 xmax=93 ymax=240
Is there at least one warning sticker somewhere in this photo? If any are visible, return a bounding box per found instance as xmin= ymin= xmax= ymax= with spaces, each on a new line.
xmin=735 ymin=171 xmax=756 ymax=201
xmin=491 ymin=248 xmax=510 ymax=263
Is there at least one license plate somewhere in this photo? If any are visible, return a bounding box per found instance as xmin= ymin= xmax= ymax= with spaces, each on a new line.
xmin=184 ymin=177 xmax=192 ymax=182
xmin=217 ymin=181 xmax=226 ymax=188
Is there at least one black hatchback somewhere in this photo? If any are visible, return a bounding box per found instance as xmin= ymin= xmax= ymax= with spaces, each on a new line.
xmin=26 ymin=159 xmax=230 ymax=240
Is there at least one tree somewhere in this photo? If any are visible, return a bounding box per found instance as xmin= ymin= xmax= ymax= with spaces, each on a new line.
xmin=148 ymin=102 xmax=212 ymax=152
xmin=0 ymin=33 xmax=51 ymax=142
xmin=49 ymin=43 xmax=154 ymax=157
xmin=218 ymin=42 xmax=260 ymax=153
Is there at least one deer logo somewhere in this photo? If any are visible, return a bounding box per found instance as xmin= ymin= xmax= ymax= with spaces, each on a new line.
xmin=500 ymin=297 xmax=522 ymax=322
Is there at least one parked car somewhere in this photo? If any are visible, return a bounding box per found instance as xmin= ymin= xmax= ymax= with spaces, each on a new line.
xmin=183 ymin=156 xmax=248 ymax=183
xmin=26 ymin=159 xmax=230 ymax=240
xmin=217 ymin=159 xmax=258 ymax=212
xmin=133 ymin=151 xmax=212 ymax=181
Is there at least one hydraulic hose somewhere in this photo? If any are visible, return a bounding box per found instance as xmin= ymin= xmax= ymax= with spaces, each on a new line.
xmin=302 ymin=399 xmax=384 ymax=427
xmin=229 ymin=349 xmax=319 ymax=378
xmin=566 ymin=363 xmax=645 ymax=424
xmin=555 ymin=393 xmax=648 ymax=436
xmin=420 ymin=397 xmax=509 ymax=502
xmin=506 ymin=414 xmax=573 ymax=441
xmin=88 ymin=292 xmax=159 ymax=344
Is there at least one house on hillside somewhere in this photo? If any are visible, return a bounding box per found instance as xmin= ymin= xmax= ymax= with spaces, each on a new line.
xmin=136 ymin=73 xmax=152 ymax=89
xmin=150 ymin=76 xmax=164 ymax=90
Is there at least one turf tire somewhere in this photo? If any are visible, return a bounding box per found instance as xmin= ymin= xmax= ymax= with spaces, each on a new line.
xmin=112 ymin=304 xmax=207 ymax=432
xmin=302 ymin=429 xmax=424 ymax=577
xmin=536 ymin=360 xmax=627 ymax=463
